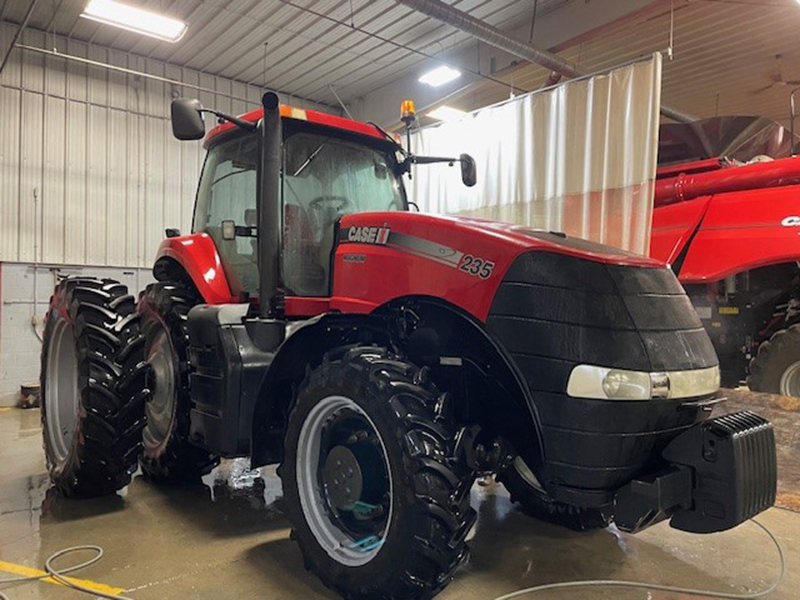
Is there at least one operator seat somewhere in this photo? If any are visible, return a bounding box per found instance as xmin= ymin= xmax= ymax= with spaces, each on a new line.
xmin=284 ymin=202 xmax=326 ymax=296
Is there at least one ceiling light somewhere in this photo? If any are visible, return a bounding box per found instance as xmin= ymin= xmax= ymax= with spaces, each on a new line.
xmin=81 ymin=0 xmax=188 ymax=43
xmin=419 ymin=65 xmax=462 ymax=87
xmin=428 ymin=105 xmax=467 ymax=122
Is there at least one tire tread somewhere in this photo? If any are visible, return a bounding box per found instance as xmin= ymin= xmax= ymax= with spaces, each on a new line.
xmin=137 ymin=281 xmax=218 ymax=482
xmin=40 ymin=277 xmax=145 ymax=497
xmin=283 ymin=345 xmax=476 ymax=600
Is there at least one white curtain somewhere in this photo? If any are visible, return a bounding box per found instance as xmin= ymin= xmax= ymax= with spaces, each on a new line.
xmin=407 ymin=54 xmax=662 ymax=255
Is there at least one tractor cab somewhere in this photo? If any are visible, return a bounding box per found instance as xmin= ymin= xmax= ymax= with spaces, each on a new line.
xmin=171 ymin=93 xmax=473 ymax=308
xmin=196 ymin=110 xmax=407 ymax=300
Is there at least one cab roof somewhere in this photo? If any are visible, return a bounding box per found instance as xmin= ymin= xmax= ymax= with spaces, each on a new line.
xmin=204 ymin=104 xmax=388 ymax=148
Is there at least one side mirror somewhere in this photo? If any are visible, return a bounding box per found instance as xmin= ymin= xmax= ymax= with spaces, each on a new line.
xmin=171 ymin=98 xmax=205 ymax=140
xmin=460 ymin=154 xmax=477 ymax=187
xmin=221 ymin=220 xmax=236 ymax=241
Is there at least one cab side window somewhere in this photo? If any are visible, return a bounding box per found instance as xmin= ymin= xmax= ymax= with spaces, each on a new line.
xmin=194 ymin=136 xmax=258 ymax=297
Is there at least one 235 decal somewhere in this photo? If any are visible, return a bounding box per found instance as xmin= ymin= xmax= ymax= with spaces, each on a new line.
xmin=458 ymin=254 xmax=495 ymax=279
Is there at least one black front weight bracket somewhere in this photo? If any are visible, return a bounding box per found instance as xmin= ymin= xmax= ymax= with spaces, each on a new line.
xmin=615 ymin=411 xmax=777 ymax=534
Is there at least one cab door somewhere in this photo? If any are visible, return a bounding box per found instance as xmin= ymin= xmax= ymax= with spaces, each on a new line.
xmin=281 ymin=130 xmax=405 ymax=298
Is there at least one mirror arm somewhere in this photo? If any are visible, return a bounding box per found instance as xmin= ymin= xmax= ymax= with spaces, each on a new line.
xmin=411 ymin=155 xmax=463 ymax=166
xmin=200 ymin=108 xmax=257 ymax=133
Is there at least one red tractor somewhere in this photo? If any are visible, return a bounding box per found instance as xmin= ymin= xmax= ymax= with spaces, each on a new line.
xmin=652 ymin=116 xmax=800 ymax=395
xmin=40 ymin=95 xmax=776 ymax=600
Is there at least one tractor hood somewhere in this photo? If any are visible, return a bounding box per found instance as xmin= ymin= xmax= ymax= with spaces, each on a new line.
xmin=329 ymin=212 xmax=663 ymax=321
xmin=340 ymin=212 xmax=660 ymax=268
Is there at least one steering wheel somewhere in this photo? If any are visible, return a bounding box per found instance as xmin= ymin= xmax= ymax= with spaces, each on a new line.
xmin=309 ymin=195 xmax=351 ymax=213
xmin=387 ymin=199 xmax=403 ymax=212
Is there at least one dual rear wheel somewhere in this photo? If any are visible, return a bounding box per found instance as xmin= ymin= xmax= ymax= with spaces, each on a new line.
xmin=137 ymin=282 xmax=218 ymax=480
xmin=40 ymin=278 xmax=216 ymax=496
xmin=41 ymin=278 xmax=147 ymax=496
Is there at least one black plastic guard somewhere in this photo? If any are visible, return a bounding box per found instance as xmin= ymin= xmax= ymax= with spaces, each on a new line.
xmin=664 ymin=411 xmax=777 ymax=533
xmin=187 ymin=304 xmax=283 ymax=457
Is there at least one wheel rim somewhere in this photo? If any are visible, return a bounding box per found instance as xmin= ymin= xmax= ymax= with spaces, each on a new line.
xmin=45 ymin=319 xmax=80 ymax=468
xmin=780 ymin=360 xmax=800 ymax=396
xmin=514 ymin=457 xmax=545 ymax=492
xmin=296 ymin=395 xmax=393 ymax=567
xmin=143 ymin=327 xmax=178 ymax=452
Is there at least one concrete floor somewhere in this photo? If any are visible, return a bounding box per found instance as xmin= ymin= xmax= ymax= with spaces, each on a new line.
xmin=0 ymin=407 xmax=797 ymax=600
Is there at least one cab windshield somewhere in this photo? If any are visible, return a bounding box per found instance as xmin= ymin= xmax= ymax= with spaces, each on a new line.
xmin=192 ymin=127 xmax=405 ymax=298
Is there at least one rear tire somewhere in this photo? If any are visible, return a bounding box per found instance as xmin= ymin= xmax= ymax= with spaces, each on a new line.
xmin=138 ymin=281 xmax=218 ymax=482
xmin=40 ymin=277 xmax=147 ymax=497
xmin=748 ymin=324 xmax=800 ymax=396
xmin=281 ymin=346 xmax=476 ymax=600
xmin=499 ymin=458 xmax=610 ymax=531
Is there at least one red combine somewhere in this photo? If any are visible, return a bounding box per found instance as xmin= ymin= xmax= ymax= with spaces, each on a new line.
xmin=40 ymin=97 xmax=776 ymax=599
xmin=651 ymin=116 xmax=800 ymax=395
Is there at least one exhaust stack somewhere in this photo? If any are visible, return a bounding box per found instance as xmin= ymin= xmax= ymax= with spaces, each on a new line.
xmin=259 ymin=91 xmax=282 ymax=317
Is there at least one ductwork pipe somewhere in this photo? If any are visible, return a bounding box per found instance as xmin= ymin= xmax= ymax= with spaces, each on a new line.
xmin=398 ymin=0 xmax=581 ymax=78
xmin=396 ymin=0 xmax=696 ymax=125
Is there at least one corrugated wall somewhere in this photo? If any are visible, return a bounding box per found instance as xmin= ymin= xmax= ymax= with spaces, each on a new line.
xmin=0 ymin=23 xmax=336 ymax=268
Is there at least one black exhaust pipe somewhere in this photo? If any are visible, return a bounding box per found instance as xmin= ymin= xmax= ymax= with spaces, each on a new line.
xmin=259 ymin=91 xmax=282 ymax=318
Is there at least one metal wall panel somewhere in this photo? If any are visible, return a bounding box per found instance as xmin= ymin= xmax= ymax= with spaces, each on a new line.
xmin=125 ymin=112 xmax=143 ymax=267
xmin=0 ymin=87 xmax=21 ymax=260
xmin=107 ymin=108 xmax=128 ymax=267
xmin=42 ymin=96 xmax=66 ymax=264
xmin=0 ymin=23 xmax=337 ymax=267
xmin=86 ymin=103 xmax=108 ymax=265
xmin=66 ymin=39 xmax=88 ymax=102
xmin=63 ymin=100 xmax=87 ymax=264
xmin=18 ymin=91 xmax=43 ymax=264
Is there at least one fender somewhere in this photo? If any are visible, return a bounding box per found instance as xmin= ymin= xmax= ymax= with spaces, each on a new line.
xmin=375 ymin=296 xmax=545 ymax=474
xmin=153 ymin=233 xmax=235 ymax=304
xmin=250 ymin=312 xmax=388 ymax=467
xmin=250 ymin=296 xmax=546 ymax=476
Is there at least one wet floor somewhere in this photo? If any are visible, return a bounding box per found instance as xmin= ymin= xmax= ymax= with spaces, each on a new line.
xmin=0 ymin=407 xmax=797 ymax=599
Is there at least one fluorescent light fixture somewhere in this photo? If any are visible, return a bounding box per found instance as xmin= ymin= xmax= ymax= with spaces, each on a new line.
xmin=81 ymin=0 xmax=188 ymax=42
xmin=419 ymin=65 xmax=461 ymax=87
xmin=428 ymin=105 xmax=467 ymax=122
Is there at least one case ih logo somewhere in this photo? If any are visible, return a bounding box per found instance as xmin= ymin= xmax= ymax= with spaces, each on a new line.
xmin=781 ymin=216 xmax=800 ymax=227
xmin=347 ymin=225 xmax=391 ymax=245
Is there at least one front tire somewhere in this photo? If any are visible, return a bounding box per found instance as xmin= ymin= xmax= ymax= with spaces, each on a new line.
xmin=499 ymin=457 xmax=610 ymax=531
xmin=40 ymin=277 xmax=146 ymax=497
xmin=748 ymin=325 xmax=800 ymax=396
xmin=137 ymin=282 xmax=218 ymax=481
xmin=281 ymin=346 xmax=476 ymax=600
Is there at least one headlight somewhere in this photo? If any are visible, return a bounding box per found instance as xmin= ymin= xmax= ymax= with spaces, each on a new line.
xmin=567 ymin=365 xmax=720 ymax=400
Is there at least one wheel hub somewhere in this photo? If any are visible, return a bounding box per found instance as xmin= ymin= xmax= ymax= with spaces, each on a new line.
xmin=44 ymin=319 xmax=80 ymax=468
xmin=296 ymin=395 xmax=392 ymax=567
xmin=143 ymin=327 xmax=178 ymax=452
xmin=323 ymin=445 xmax=363 ymax=509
